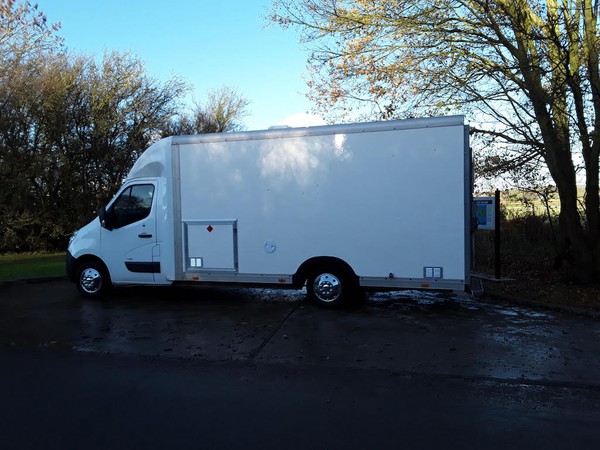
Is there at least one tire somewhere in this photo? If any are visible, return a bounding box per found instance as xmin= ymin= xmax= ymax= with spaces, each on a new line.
xmin=76 ymin=261 xmax=111 ymax=298
xmin=306 ymin=266 xmax=357 ymax=308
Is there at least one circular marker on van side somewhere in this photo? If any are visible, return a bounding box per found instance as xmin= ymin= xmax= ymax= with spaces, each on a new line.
xmin=264 ymin=241 xmax=277 ymax=254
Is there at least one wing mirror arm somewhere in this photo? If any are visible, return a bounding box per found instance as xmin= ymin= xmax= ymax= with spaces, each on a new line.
xmin=99 ymin=206 xmax=114 ymax=231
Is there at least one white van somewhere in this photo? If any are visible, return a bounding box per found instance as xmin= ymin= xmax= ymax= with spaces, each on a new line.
xmin=67 ymin=116 xmax=472 ymax=307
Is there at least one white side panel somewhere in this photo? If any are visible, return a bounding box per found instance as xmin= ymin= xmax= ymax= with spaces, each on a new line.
xmin=177 ymin=119 xmax=467 ymax=283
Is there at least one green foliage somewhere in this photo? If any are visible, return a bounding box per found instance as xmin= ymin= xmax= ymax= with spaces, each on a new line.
xmin=474 ymin=207 xmax=561 ymax=290
xmin=0 ymin=212 xmax=64 ymax=252
xmin=0 ymin=48 xmax=188 ymax=251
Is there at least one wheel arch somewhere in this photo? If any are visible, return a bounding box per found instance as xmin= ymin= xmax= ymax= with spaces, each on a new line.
xmin=70 ymin=254 xmax=111 ymax=284
xmin=293 ymin=256 xmax=358 ymax=287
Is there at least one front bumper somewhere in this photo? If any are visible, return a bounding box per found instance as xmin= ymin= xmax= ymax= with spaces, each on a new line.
xmin=66 ymin=251 xmax=76 ymax=282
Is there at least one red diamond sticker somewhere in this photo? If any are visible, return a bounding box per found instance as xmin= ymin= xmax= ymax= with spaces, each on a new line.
xmin=207 ymin=225 xmax=214 ymax=233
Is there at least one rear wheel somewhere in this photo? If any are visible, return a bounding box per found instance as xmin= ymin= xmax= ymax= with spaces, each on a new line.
xmin=306 ymin=266 xmax=357 ymax=308
xmin=76 ymin=261 xmax=111 ymax=298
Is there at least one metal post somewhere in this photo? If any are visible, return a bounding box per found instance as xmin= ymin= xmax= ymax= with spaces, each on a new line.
xmin=495 ymin=189 xmax=501 ymax=279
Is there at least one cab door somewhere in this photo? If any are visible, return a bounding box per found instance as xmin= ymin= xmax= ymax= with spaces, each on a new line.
xmin=101 ymin=182 xmax=158 ymax=284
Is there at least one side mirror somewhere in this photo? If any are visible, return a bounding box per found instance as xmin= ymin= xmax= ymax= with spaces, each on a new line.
xmin=99 ymin=206 xmax=114 ymax=231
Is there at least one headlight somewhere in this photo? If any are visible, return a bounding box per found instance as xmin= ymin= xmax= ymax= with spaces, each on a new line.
xmin=68 ymin=231 xmax=79 ymax=246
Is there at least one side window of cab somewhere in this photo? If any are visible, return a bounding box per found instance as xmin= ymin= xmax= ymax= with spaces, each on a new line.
xmin=109 ymin=184 xmax=155 ymax=229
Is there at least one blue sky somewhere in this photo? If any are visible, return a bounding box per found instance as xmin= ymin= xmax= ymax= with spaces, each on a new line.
xmin=38 ymin=0 xmax=322 ymax=130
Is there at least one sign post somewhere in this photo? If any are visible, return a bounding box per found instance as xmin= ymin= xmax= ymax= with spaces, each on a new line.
xmin=494 ymin=189 xmax=501 ymax=279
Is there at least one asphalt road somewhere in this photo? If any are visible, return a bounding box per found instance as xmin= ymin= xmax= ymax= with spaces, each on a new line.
xmin=1 ymin=280 xmax=599 ymax=449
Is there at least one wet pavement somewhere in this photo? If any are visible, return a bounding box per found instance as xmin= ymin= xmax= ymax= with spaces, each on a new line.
xmin=1 ymin=280 xmax=600 ymax=449
xmin=1 ymin=280 xmax=599 ymax=387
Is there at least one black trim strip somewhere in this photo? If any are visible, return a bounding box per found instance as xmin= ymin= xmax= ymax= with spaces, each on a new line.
xmin=125 ymin=262 xmax=161 ymax=274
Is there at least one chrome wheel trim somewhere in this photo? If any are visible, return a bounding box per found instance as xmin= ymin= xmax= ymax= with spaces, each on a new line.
xmin=312 ymin=273 xmax=342 ymax=303
xmin=80 ymin=268 xmax=102 ymax=294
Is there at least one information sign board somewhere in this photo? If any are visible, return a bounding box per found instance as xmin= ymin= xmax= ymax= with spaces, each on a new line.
xmin=474 ymin=197 xmax=495 ymax=230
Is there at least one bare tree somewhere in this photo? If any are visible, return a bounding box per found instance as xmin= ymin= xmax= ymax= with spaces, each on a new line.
xmin=271 ymin=0 xmax=600 ymax=282
xmin=163 ymin=86 xmax=251 ymax=137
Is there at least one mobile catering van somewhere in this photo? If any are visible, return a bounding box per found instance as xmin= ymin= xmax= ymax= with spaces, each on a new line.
xmin=67 ymin=115 xmax=472 ymax=307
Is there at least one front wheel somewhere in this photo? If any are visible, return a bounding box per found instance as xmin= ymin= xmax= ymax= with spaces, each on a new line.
xmin=306 ymin=268 xmax=357 ymax=308
xmin=76 ymin=261 xmax=111 ymax=298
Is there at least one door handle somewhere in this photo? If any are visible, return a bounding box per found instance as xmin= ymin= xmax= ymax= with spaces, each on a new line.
xmin=138 ymin=233 xmax=153 ymax=238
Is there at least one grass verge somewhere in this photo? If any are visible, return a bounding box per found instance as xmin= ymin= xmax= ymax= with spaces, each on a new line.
xmin=0 ymin=253 xmax=65 ymax=282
